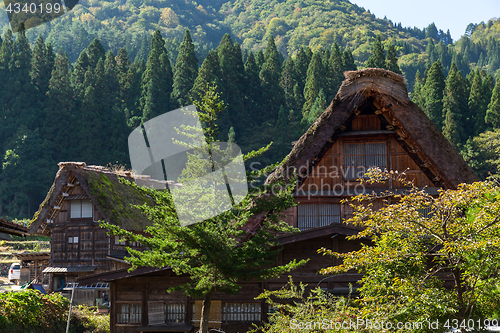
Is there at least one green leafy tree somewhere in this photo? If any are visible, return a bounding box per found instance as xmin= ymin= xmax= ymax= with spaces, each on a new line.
xmin=101 ymin=84 xmax=305 ymax=333
xmin=366 ymin=35 xmax=385 ymax=69
xmin=462 ymin=129 xmax=500 ymax=179
xmin=172 ymin=30 xmax=198 ymax=107
xmin=320 ymin=170 xmax=500 ymax=332
xmin=422 ymin=60 xmax=446 ymax=129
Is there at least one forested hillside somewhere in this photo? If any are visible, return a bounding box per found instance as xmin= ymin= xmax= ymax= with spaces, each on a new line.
xmin=0 ymin=0 xmax=499 ymax=221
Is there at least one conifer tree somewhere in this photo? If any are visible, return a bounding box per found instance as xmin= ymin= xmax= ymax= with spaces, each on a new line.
xmin=366 ymin=35 xmax=386 ymax=68
xmin=306 ymin=88 xmax=327 ymax=125
xmin=135 ymin=34 xmax=151 ymax=63
xmin=302 ymin=52 xmax=325 ymax=115
xmin=190 ymin=50 xmax=223 ymax=100
xmin=43 ymin=50 xmax=75 ymax=161
xmin=469 ymin=69 xmax=488 ymax=136
xmin=141 ymin=46 xmax=170 ymax=122
xmin=125 ymin=59 xmax=146 ymax=128
xmin=243 ymin=52 xmax=263 ymax=122
xmin=421 ymin=60 xmax=446 ymax=129
xmin=326 ymin=43 xmax=344 ymax=101
xmin=255 ymin=50 xmax=265 ymax=69
xmin=72 ymin=50 xmax=90 ymax=98
xmin=86 ymin=38 xmax=106 ymax=69
xmin=385 ymin=44 xmax=402 ymax=74
xmin=172 ymin=30 xmax=198 ymax=107
xmin=442 ymin=63 xmax=469 ymax=148
xmin=485 ymin=77 xmax=500 ymax=129
xmin=30 ymin=35 xmax=53 ymax=97
xmin=259 ymin=36 xmax=284 ymax=121
xmin=293 ymin=46 xmax=310 ymax=104
xmin=280 ymin=57 xmax=298 ymax=112
xmin=412 ymin=70 xmax=424 ymax=108
xmin=342 ymin=48 xmax=357 ymax=71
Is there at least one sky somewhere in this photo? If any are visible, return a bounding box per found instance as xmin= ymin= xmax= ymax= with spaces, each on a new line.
xmin=350 ymin=0 xmax=500 ymax=41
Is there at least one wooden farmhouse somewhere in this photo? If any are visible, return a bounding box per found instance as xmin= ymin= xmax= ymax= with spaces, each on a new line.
xmin=29 ymin=162 xmax=165 ymax=304
xmin=77 ymin=68 xmax=479 ymax=333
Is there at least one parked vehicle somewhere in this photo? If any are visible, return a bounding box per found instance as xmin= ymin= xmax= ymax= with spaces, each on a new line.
xmin=8 ymin=263 xmax=20 ymax=284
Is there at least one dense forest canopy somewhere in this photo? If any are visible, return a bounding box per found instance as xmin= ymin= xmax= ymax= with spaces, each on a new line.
xmin=0 ymin=0 xmax=499 ymax=221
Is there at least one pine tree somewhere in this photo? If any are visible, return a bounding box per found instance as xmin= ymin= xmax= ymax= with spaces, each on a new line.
xmin=306 ymin=88 xmax=327 ymax=126
xmin=72 ymin=50 xmax=90 ymax=98
xmin=385 ymin=44 xmax=402 ymax=74
xmin=243 ymin=52 xmax=263 ymax=123
xmin=485 ymin=77 xmax=500 ymax=129
xmin=294 ymin=46 xmax=310 ymax=105
xmin=421 ymin=60 xmax=446 ymax=129
xmin=125 ymin=59 xmax=146 ymax=128
xmin=412 ymin=70 xmax=424 ymax=107
xmin=255 ymin=50 xmax=265 ymax=69
xmin=302 ymin=52 xmax=325 ymax=115
xmin=190 ymin=50 xmax=223 ymax=100
xmin=135 ymin=34 xmax=151 ymax=63
xmin=86 ymin=38 xmax=106 ymax=69
xmin=172 ymin=30 xmax=198 ymax=107
xmin=43 ymin=50 xmax=75 ymax=161
xmin=442 ymin=63 xmax=469 ymax=148
xmin=259 ymin=36 xmax=284 ymax=121
xmin=280 ymin=57 xmax=298 ymax=112
xmin=366 ymin=35 xmax=386 ymax=69
xmin=30 ymin=35 xmax=53 ymax=97
xmin=342 ymin=48 xmax=357 ymax=71
xmin=141 ymin=44 xmax=170 ymax=122
xmin=326 ymin=43 xmax=344 ymax=101
xmin=468 ymin=69 xmax=488 ymax=136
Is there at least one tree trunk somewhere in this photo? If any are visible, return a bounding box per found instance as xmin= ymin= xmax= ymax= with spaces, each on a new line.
xmin=199 ymin=289 xmax=214 ymax=333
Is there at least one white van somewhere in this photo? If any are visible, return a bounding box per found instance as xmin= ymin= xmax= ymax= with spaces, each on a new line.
xmin=8 ymin=263 xmax=20 ymax=284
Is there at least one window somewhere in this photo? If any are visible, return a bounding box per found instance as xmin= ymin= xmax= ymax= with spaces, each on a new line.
xmin=115 ymin=236 xmax=126 ymax=246
xmin=222 ymin=303 xmax=261 ymax=322
xmin=165 ymin=303 xmax=185 ymax=323
xmin=71 ymin=200 xmax=93 ymax=219
xmin=117 ymin=304 xmax=141 ymax=324
xmin=297 ymin=204 xmax=341 ymax=231
xmin=344 ymin=142 xmax=387 ymax=180
xmin=68 ymin=236 xmax=79 ymax=244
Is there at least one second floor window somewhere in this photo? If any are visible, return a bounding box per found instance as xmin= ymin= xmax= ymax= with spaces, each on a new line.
xmin=297 ymin=204 xmax=341 ymax=231
xmin=71 ymin=199 xmax=93 ymax=219
xmin=344 ymin=142 xmax=387 ymax=180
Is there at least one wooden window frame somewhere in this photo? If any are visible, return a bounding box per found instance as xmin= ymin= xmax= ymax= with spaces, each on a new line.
xmin=343 ymin=141 xmax=388 ymax=180
xmin=221 ymin=302 xmax=261 ymax=323
xmin=70 ymin=199 xmax=93 ymax=219
xmin=116 ymin=303 xmax=142 ymax=325
xmin=297 ymin=203 xmax=341 ymax=231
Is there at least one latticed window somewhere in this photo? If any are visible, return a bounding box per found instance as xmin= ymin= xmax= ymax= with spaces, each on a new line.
xmin=297 ymin=204 xmax=341 ymax=231
xmin=343 ymin=142 xmax=387 ymax=180
xmin=165 ymin=303 xmax=185 ymax=323
xmin=71 ymin=199 xmax=93 ymax=219
xmin=222 ymin=303 xmax=261 ymax=322
xmin=117 ymin=304 xmax=141 ymax=324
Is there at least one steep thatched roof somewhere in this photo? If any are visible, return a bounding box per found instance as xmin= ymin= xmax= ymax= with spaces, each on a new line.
xmin=0 ymin=218 xmax=28 ymax=236
xmin=266 ymin=68 xmax=479 ymax=189
xmin=29 ymin=162 xmax=163 ymax=236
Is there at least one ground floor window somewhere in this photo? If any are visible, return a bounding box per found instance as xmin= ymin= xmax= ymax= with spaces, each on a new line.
xmin=165 ymin=303 xmax=185 ymax=323
xmin=117 ymin=303 xmax=141 ymax=324
xmin=222 ymin=303 xmax=261 ymax=322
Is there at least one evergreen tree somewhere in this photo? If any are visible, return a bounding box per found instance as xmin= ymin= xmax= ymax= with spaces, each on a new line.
xmin=306 ymin=88 xmax=327 ymax=126
xmin=125 ymin=59 xmax=146 ymax=128
xmin=486 ymin=77 xmax=500 ymax=129
xmin=259 ymin=36 xmax=284 ymax=121
xmin=342 ymin=48 xmax=357 ymax=71
xmin=190 ymin=50 xmax=223 ymax=100
xmin=442 ymin=63 xmax=469 ymax=148
xmin=71 ymin=50 xmax=90 ymax=98
xmin=255 ymin=50 xmax=265 ymax=69
xmin=385 ymin=44 xmax=402 ymax=74
xmin=43 ymin=50 xmax=75 ymax=162
xmin=280 ymin=57 xmax=298 ymax=112
xmin=302 ymin=52 xmax=325 ymax=115
xmin=412 ymin=70 xmax=424 ymax=107
xmin=422 ymin=60 xmax=446 ymax=129
xmin=468 ymin=69 xmax=488 ymax=136
xmin=294 ymin=46 xmax=310 ymax=103
xmin=366 ymin=35 xmax=386 ymax=68
xmin=30 ymin=35 xmax=53 ymax=97
xmin=243 ymin=52 xmax=263 ymax=123
xmin=86 ymin=38 xmax=106 ymax=69
xmin=104 ymin=51 xmax=121 ymax=113
xmin=172 ymin=30 xmax=198 ymax=107
xmin=135 ymin=34 xmax=151 ymax=63
xmin=326 ymin=43 xmax=344 ymax=101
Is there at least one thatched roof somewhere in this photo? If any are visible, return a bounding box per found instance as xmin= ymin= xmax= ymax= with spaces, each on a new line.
xmin=0 ymin=218 xmax=29 ymax=236
xmin=29 ymin=162 xmax=164 ymax=236
xmin=266 ymin=68 xmax=479 ymax=189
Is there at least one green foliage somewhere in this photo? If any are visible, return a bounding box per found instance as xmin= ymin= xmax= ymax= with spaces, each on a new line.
xmin=0 ymin=290 xmax=68 ymax=332
xmin=252 ymin=277 xmax=358 ymax=333
xmin=100 ymin=84 xmax=306 ymax=333
xmin=462 ymin=129 xmax=500 ymax=179
xmin=172 ymin=30 xmax=198 ymax=107
xmin=366 ymin=35 xmax=385 ymax=69
xmin=320 ymin=171 xmax=500 ymax=330
xmin=70 ymin=305 xmax=110 ymax=333
xmin=486 ymin=75 xmax=500 ymax=128
xmin=442 ymin=63 xmax=469 ymax=148
xmin=421 ymin=60 xmax=446 ymax=129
